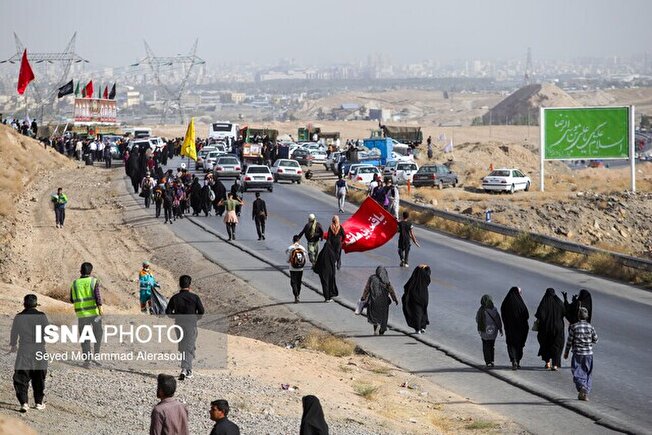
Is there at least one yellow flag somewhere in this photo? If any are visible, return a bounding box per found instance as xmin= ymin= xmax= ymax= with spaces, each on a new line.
xmin=181 ymin=118 xmax=197 ymax=161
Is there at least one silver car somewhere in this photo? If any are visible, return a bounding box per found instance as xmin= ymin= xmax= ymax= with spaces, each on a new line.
xmin=213 ymin=155 xmax=242 ymax=179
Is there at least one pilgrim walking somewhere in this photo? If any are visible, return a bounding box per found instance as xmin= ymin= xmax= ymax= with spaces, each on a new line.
xmin=360 ymin=266 xmax=398 ymax=335
xmin=402 ymin=264 xmax=431 ymax=334
xmin=535 ymin=288 xmax=566 ymax=370
xmin=313 ymin=239 xmax=339 ymax=302
xmin=475 ymin=294 xmax=503 ymax=367
xmin=500 ymin=286 xmax=529 ymax=370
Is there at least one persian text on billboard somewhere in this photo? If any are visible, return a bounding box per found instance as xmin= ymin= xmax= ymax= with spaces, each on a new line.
xmin=74 ymin=98 xmax=117 ymax=123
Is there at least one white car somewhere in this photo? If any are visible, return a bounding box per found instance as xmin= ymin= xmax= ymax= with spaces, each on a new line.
xmin=482 ymin=168 xmax=531 ymax=193
xmin=301 ymin=142 xmax=325 ymax=152
xmin=271 ymin=159 xmax=303 ymax=183
xmin=390 ymin=161 xmax=419 ymax=185
xmin=346 ymin=163 xmax=374 ymax=179
xmin=242 ymin=165 xmax=274 ymax=192
xmin=196 ymin=146 xmax=217 ymax=170
xmin=309 ymin=149 xmax=328 ymax=164
xmin=204 ymin=149 xmax=227 ymax=172
xmin=350 ymin=165 xmax=381 ymax=184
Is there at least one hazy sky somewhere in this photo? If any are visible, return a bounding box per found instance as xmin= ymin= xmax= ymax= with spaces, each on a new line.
xmin=1 ymin=0 xmax=651 ymax=67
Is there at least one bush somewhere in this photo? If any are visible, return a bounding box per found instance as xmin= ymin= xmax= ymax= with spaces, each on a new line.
xmin=302 ymin=331 xmax=355 ymax=357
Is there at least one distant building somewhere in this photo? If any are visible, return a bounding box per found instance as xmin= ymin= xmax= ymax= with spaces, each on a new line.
xmin=368 ymin=108 xmax=391 ymax=122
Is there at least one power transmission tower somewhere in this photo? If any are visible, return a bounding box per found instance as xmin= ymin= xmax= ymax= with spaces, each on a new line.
xmin=1 ymin=32 xmax=88 ymax=120
xmin=524 ymin=47 xmax=533 ymax=86
xmin=134 ymin=39 xmax=205 ymax=124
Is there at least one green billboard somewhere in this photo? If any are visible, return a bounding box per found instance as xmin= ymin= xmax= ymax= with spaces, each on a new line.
xmin=543 ymin=107 xmax=630 ymax=159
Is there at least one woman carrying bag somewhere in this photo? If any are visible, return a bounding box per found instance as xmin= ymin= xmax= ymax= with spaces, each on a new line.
xmin=475 ymin=294 xmax=503 ymax=368
xmin=359 ymin=266 xmax=398 ymax=335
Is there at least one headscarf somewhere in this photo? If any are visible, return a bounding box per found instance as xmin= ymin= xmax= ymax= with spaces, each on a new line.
xmin=375 ymin=265 xmax=389 ymax=286
xmin=403 ymin=264 xmax=431 ymax=306
xmin=329 ymin=215 xmax=340 ymax=235
xmin=300 ymin=395 xmax=329 ymax=435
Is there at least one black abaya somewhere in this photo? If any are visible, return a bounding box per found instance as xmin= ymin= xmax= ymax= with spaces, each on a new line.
xmin=300 ymin=395 xmax=329 ymax=435
xmin=535 ymin=288 xmax=565 ymax=367
xmin=500 ymin=287 xmax=529 ymax=364
xmin=189 ymin=179 xmax=201 ymax=215
xmin=402 ymin=265 xmax=431 ymax=332
xmin=313 ymin=243 xmax=338 ymax=301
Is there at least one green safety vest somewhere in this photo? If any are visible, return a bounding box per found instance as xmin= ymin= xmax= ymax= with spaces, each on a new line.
xmin=71 ymin=277 xmax=100 ymax=318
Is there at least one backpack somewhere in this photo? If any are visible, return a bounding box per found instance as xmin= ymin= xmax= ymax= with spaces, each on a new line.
xmin=154 ymin=189 xmax=162 ymax=201
xmin=290 ymin=248 xmax=306 ymax=269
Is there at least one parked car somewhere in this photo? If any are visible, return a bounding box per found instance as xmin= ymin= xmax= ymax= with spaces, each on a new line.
xmin=482 ymin=168 xmax=531 ymax=193
xmin=345 ymin=163 xmax=374 ymax=179
xmin=271 ymin=159 xmax=303 ymax=183
xmin=213 ymin=155 xmax=242 ymax=179
xmin=350 ymin=165 xmax=381 ymax=184
xmin=242 ymin=165 xmax=273 ymax=192
xmin=389 ymin=161 xmax=419 ymax=185
xmin=300 ymin=142 xmax=325 ymax=152
xmin=412 ymin=164 xmax=458 ymax=189
xmin=291 ymin=148 xmax=313 ymax=166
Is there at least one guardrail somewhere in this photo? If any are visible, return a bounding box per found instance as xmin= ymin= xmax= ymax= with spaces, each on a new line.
xmin=346 ymin=185 xmax=652 ymax=272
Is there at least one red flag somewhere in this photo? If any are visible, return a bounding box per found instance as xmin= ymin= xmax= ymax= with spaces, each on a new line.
xmin=85 ymin=80 xmax=94 ymax=99
xmin=103 ymin=86 xmax=108 ymax=99
xmin=340 ymin=197 xmax=397 ymax=253
xmin=16 ymin=49 xmax=35 ymax=95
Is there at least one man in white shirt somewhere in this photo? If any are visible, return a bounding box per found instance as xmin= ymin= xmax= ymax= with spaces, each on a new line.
xmin=286 ymin=235 xmax=308 ymax=303
xmin=89 ymin=140 xmax=97 ymax=162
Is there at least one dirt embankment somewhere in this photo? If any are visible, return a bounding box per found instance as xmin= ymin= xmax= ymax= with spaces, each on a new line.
xmin=0 ymin=124 xmax=523 ymax=433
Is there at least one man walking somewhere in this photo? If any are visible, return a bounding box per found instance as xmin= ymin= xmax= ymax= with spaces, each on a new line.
xmin=251 ymin=192 xmax=267 ymax=240
xmin=209 ymin=399 xmax=240 ymax=435
xmin=286 ymin=235 xmax=308 ymax=303
xmin=166 ymin=275 xmax=205 ymax=380
xmin=51 ymin=187 xmax=68 ymax=228
xmin=298 ymin=214 xmax=324 ymax=266
xmin=70 ymin=262 xmax=103 ymax=367
xmin=335 ymin=175 xmax=347 ymax=213
xmin=10 ymin=294 xmax=49 ymax=413
xmin=397 ymin=211 xmax=420 ymax=268
xmin=150 ymin=374 xmax=189 ymax=435
xmin=564 ymin=307 xmax=598 ymax=401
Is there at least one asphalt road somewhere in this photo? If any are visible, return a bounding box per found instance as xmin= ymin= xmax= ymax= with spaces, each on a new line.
xmin=151 ymin=159 xmax=652 ymax=433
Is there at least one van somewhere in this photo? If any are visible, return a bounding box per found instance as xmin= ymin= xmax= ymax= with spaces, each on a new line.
xmin=208 ymin=121 xmax=239 ymax=143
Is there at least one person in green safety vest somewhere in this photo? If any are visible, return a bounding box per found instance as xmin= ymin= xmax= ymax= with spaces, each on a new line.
xmin=70 ymin=262 xmax=103 ymax=368
xmin=51 ymin=187 xmax=68 ymax=229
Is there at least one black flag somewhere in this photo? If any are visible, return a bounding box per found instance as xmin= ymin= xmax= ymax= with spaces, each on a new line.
xmin=108 ymin=82 xmax=116 ymax=99
xmin=57 ymin=80 xmax=74 ymax=98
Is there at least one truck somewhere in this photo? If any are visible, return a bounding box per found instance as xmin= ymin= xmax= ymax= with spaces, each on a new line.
xmin=375 ymin=124 xmax=423 ymax=146
xmin=238 ymin=126 xmax=279 ymax=167
xmin=208 ymin=121 xmax=240 ymax=143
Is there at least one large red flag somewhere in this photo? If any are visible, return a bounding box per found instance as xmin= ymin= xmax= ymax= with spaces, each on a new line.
xmin=85 ymin=80 xmax=94 ymax=98
xmin=340 ymin=197 xmax=397 ymax=253
xmin=16 ymin=49 xmax=35 ymax=95
xmin=103 ymin=86 xmax=108 ymax=99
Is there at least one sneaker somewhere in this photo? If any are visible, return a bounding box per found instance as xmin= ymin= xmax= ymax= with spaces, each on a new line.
xmin=578 ymin=390 xmax=588 ymax=401
xmin=35 ymin=403 xmax=46 ymax=410
xmin=551 ymin=366 xmax=558 ymax=371
xmin=419 ymin=329 xmax=426 ymax=334
xmin=178 ymin=369 xmax=186 ymax=381
xmin=185 ymin=370 xmax=193 ymax=379
xmin=20 ymin=403 xmax=28 ymax=413
xmin=403 ymin=263 xmax=409 ymax=268
xmin=512 ymin=362 xmax=517 ymax=370
xmin=262 ymin=235 xmax=265 ymax=240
